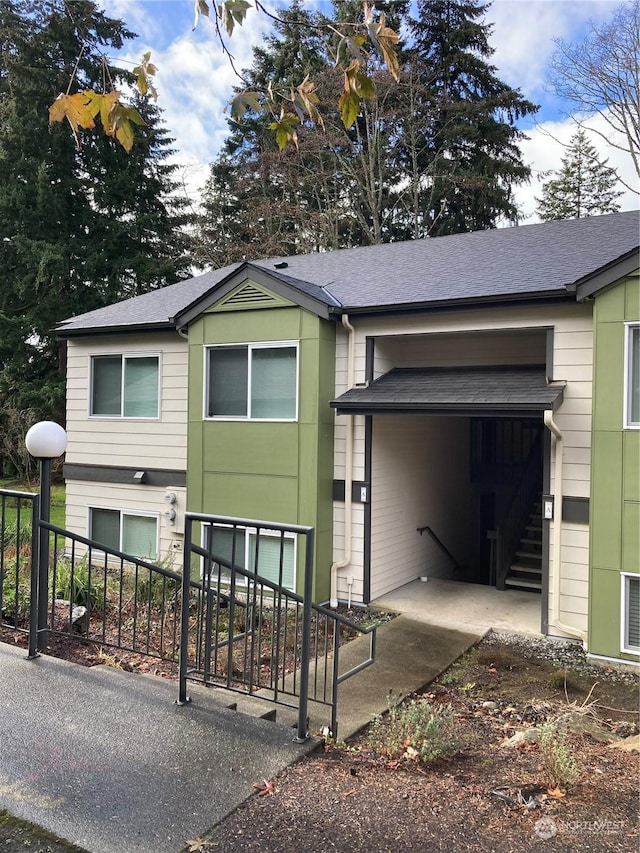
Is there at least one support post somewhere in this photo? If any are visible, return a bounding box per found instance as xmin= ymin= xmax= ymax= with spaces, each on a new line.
xmin=295 ymin=529 xmax=315 ymax=743
xmin=36 ymin=458 xmax=51 ymax=651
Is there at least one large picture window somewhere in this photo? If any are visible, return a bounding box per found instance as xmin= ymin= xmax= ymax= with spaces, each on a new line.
xmin=90 ymin=508 xmax=158 ymax=561
xmin=91 ymin=354 xmax=159 ymax=418
xmin=625 ymin=324 xmax=640 ymax=428
xmin=621 ymin=573 xmax=640 ymax=654
xmin=205 ymin=525 xmax=296 ymax=591
xmin=206 ymin=343 xmax=297 ymax=420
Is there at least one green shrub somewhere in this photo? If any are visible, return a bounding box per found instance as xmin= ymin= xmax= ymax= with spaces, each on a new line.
xmin=53 ymin=558 xmax=102 ymax=609
xmin=537 ymin=722 xmax=579 ymax=787
xmin=368 ymin=695 xmax=463 ymax=764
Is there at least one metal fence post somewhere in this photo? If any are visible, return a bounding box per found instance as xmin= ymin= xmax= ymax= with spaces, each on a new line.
xmin=177 ymin=517 xmax=192 ymax=705
xmin=27 ymin=493 xmax=40 ymax=659
xmin=295 ymin=529 xmax=315 ymax=743
xmin=36 ymin=458 xmax=51 ymax=652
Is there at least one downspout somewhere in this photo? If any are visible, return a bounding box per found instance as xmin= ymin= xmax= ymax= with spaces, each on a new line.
xmin=543 ymin=411 xmax=587 ymax=643
xmin=330 ymin=314 xmax=355 ymax=608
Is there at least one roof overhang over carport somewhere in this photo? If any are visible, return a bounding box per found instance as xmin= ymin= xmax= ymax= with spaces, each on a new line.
xmin=331 ymin=366 xmax=566 ymax=419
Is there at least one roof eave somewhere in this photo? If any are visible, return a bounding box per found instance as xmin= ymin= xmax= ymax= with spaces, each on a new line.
xmin=329 ymin=288 xmax=574 ymax=318
xmin=575 ymin=249 xmax=640 ymax=301
xmin=56 ymin=321 xmax=176 ymax=340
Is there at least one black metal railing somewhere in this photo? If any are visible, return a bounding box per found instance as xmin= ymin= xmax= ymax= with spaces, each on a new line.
xmin=494 ymin=433 xmax=543 ymax=590
xmin=0 ymin=489 xmax=39 ymax=641
xmin=416 ymin=525 xmax=464 ymax=574
xmin=40 ymin=522 xmax=184 ymax=662
xmin=179 ymin=512 xmax=376 ymax=741
xmin=1 ymin=493 xmax=376 ymax=742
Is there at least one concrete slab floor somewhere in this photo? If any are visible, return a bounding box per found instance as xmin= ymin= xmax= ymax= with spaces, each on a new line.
xmin=372 ymin=577 xmax=541 ymax=636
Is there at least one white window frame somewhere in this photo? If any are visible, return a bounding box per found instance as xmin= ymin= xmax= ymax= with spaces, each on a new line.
xmin=623 ymin=322 xmax=640 ymax=429
xmin=88 ymin=506 xmax=160 ymax=561
xmin=203 ymin=341 xmax=299 ymax=422
xmin=620 ymin=572 xmax=640 ymax=654
xmin=89 ymin=352 xmax=161 ymax=419
xmin=201 ymin=523 xmax=297 ymax=592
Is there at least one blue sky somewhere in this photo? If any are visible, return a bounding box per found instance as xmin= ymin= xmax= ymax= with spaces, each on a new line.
xmin=102 ymin=0 xmax=638 ymax=223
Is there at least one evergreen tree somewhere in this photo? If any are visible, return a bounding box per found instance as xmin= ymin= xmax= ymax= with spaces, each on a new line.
xmin=0 ymin=0 xmax=192 ymax=463
xmin=408 ymin=0 xmax=538 ymax=234
xmin=199 ymin=0 xmax=539 ymax=260
xmin=535 ymin=129 xmax=623 ymax=221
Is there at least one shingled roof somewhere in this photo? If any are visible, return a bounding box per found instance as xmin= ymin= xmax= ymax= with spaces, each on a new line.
xmin=57 ymin=211 xmax=640 ymax=335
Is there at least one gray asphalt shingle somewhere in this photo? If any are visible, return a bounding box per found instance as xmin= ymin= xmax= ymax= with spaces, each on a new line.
xmin=57 ymin=211 xmax=639 ymax=334
xmin=331 ymin=366 xmax=566 ymax=413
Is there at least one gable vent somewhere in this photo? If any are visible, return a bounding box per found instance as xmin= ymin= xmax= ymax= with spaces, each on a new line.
xmin=225 ymin=285 xmax=276 ymax=306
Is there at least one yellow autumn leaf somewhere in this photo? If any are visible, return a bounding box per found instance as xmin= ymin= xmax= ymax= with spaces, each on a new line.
xmin=48 ymin=92 xmax=95 ymax=147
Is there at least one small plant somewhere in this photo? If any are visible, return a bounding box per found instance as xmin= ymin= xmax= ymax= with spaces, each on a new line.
xmin=96 ymin=648 xmax=124 ymax=669
xmin=537 ymin=722 xmax=579 ymax=787
xmin=53 ymin=557 xmax=102 ymax=609
xmin=368 ymin=694 xmax=463 ymax=764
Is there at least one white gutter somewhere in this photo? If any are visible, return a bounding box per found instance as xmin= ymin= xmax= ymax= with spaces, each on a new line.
xmin=330 ymin=314 xmax=355 ymax=608
xmin=543 ymin=410 xmax=587 ymax=643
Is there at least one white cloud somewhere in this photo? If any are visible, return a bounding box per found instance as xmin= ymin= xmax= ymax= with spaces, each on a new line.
xmin=514 ymin=113 xmax=639 ymax=223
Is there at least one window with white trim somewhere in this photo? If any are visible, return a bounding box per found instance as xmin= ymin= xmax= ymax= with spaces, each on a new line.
xmin=205 ymin=525 xmax=296 ymax=591
xmin=205 ymin=343 xmax=297 ymax=420
xmin=90 ymin=508 xmax=158 ymax=561
xmin=625 ymin=324 xmax=640 ymax=428
xmin=621 ymin=573 xmax=640 ymax=654
xmin=90 ymin=354 xmax=160 ymax=418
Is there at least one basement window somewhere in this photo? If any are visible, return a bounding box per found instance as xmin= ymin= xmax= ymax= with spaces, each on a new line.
xmin=621 ymin=573 xmax=640 ymax=654
xmin=90 ymin=508 xmax=158 ymax=561
xmin=204 ymin=524 xmax=296 ymax=591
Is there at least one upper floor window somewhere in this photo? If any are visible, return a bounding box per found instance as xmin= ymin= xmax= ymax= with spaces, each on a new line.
xmin=205 ymin=343 xmax=297 ymax=420
xmin=625 ymin=324 xmax=640 ymax=428
xmin=90 ymin=354 xmax=159 ymax=418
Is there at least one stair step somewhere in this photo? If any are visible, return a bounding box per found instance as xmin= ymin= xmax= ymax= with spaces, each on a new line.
xmin=510 ymin=564 xmax=542 ymax=575
xmin=519 ymin=538 xmax=542 ymax=547
xmin=505 ymin=577 xmax=542 ymax=591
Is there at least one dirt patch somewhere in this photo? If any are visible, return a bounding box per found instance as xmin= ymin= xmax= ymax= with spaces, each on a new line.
xmin=202 ymin=635 xmax=639 ymax=853
xmin=1 ymin=628 xmax=637 ymax=853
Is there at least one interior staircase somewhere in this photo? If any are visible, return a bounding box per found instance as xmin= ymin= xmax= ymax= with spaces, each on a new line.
xmin=503 ymin=498 xmax=542 ymax=592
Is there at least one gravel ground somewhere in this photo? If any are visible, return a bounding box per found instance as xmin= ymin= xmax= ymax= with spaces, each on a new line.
xmin=481 ymin=630 xmax=640 ymax=686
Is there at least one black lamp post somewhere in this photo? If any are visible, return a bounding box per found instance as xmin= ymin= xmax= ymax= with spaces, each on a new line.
xmin=25 ymin=421 xmax=67 ymax=653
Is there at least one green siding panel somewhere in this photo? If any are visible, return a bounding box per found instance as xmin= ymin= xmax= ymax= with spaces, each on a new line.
xmin=622 ymin=501 xmax=640 ymax=573
xmin=624 ymin=273 xmax=640 ymax=320
xmin=589 ymin=273 xmax=640 ymax=662
xmin=186 ymin=303 xmax=335 ymax=600
xmin=202 ymin=307 xmax=302 ymax=343
xmin=592 ymin=321 xmax=624 ymax=431
xmin=589 ymin=568 xmax=623 ymax=658
xmin=623 ymin=432 xmax=640 ymax=502
xmin=591 ymin=431 xmax=623 ymax=569
xmin=596 ymin=283 xmax=626 ymax=322
xmin=202 ymin=473 xmax=298 ymax=521
xmin=202 ymin=423 xmax=299 ymax=477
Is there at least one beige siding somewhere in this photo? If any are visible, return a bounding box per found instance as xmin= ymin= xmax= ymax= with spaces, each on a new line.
xmin=333 ymin=302 xmax=593 ymax=636
xmin=65 ymin=333 xmax=188 ymax=562
xmin=369 ymin=415 xmax=472 ymax=599
xmin=65 ymin=333 xmax=188 ymax=469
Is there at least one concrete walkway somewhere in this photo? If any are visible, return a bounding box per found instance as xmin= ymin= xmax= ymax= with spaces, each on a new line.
xmin=0 ymin=615 xmax=481 ymax=853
